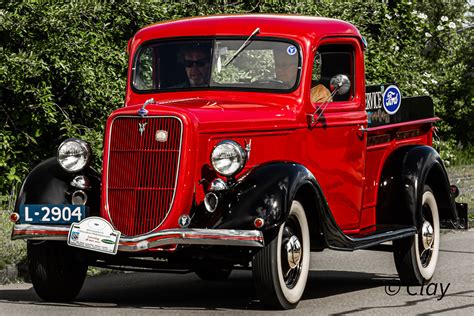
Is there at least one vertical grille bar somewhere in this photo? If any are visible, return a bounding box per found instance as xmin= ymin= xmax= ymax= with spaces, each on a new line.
xmin=106 ymin=116 xmax=183 ymax=236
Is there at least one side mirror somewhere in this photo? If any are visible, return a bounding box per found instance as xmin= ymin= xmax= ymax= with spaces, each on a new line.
xmin=309 ymin=74 xmax=351 ymax=127
xmin=329 ymin=74 xmax=351 ymax=95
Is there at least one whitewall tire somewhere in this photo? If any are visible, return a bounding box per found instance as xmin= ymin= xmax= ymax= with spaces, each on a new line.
xmin=253 ymin=200 xmax=310 ymax=309
xmin=393 ymin=185 xmax=440 ymax=284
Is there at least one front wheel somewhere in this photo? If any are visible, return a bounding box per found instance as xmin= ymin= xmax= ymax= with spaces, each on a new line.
xmin=393 ymin=185 xmax=440 ymax=284
xmin=252 ymin=200 xmax=310 ymax=309
xmin=28 ymin=241 xmax=88 ymax=301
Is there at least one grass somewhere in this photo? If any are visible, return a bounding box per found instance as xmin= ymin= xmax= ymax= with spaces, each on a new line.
xmin=447 ymin=164 xmax=474 ymax=213
xmin=451 ymin=146 xmax=473 ymax=167
xmin=0 ymin=210 xmax=26 ymax=271
xmin=436 ymin=142 xmax=473 ymax=168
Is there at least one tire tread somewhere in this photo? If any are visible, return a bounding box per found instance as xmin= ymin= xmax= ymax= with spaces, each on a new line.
xmin=28 ymin=241 xmax=87 ymax=302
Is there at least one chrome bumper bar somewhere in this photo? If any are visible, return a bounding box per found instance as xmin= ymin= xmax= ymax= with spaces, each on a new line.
xmin=11 ymin=224 xmax=264 ymax=252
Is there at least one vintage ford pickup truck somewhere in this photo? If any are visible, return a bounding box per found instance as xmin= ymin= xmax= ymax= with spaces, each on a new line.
xmin=11 ymin=15 xmax=467 ymax=309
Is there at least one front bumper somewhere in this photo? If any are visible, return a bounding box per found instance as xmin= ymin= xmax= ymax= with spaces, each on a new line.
xmin=12 ymin=224 xmax=264 ymax=252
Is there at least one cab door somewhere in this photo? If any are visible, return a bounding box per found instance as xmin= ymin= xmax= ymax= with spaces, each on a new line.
xmin=305 ymin=38 xmax=367 ymax=233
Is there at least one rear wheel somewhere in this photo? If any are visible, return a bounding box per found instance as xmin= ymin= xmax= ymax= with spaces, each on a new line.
xmin=28 ymin=241 xmax=87 ymax=301
xmin=253 ymin=200 xmax=310 ymax=309
xmin=393 ymin=185 xmax=440 ymax=284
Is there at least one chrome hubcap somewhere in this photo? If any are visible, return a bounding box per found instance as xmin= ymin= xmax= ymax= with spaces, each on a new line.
xmin=421 ymin=220 xmax=434 ymax=249
xmin=285 ymin=235 xmax=302 ymax=269
xmin=418 ymin=204 xmax=435 ymax=268
xmin=281 ymin=220 xmax=303 ymax=289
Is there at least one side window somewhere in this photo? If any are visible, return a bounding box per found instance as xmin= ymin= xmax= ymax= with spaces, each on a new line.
xmin=312 ymin=52 xmax=322 ymax=82
xmin=311 ymin=44 xmax=354 ymax=103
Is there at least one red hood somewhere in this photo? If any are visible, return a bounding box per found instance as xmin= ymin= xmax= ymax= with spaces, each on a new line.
xmin=116 ymin=97 xmax=302 ymax=133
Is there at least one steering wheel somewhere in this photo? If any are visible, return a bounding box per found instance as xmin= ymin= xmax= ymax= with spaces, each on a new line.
xmin=252 ymin=78 xmax=288 ymax=88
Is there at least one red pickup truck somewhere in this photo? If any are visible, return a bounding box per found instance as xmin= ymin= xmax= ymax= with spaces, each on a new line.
xmin=11 ymin=15 xmax=467 ymax=309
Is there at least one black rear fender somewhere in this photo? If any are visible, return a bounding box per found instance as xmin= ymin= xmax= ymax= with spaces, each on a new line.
xmin=377 ymin=146 xmax=459 ymax=228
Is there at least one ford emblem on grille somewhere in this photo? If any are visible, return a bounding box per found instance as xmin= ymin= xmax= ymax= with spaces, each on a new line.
xmin=155 ymin=130 xmax=168 ymax=142
xmin=138 ymin=122 xmax=147 ymax=136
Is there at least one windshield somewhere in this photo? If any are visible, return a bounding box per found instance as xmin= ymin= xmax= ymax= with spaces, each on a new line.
xmin=132 ymin=38 xmax=301 ymax=92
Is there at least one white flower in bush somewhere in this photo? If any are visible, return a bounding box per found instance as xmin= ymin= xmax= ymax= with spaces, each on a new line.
xmin=425 ymin=32 xmax=432 ymax=37
xmin=448 ymin=22 xmax=456 ymax=29
xmin=441 ymin=16 xmax=449 ymax=22
xmin=437 ymin=25 xmax=444 ymax=31
xmin=417 ymin=12 xmax=428 ymax=20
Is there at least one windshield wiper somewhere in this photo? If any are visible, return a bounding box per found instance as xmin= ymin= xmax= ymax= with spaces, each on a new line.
xmin=223 ymin=27 xmax=260 ymax=67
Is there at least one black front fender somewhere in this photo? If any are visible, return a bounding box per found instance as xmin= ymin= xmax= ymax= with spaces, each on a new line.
xmin=214 ymin=162 xmax=320 ymax=238
xmin=14 ymin=157 xmax=101 ymax=216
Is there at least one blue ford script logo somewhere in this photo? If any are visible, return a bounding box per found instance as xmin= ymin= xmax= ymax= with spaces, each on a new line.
xmin=383 ymin=85 xmax=401 ymax=115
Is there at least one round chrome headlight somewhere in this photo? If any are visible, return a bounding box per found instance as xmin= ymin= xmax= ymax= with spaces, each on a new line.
xmin=57 ymin=139 xmax=91 ymax=172
xmin=211 ymin=140 xmax=247 ymax=177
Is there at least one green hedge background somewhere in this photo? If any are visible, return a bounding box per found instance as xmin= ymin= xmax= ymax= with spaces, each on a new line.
xmin=1 ymin=0 xmax=473 ymax=200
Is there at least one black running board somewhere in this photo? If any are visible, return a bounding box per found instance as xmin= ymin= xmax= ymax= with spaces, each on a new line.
xmin=324 ymin=225 xmax=416 ymax=251
xmin=308 ymin=175 xmax=418 ymax=252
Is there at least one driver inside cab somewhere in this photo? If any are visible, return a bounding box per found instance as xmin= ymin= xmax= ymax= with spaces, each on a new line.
xmin=273 ymin=47 xmax=299 ymax=89
xmin=180 ymin=44 xmax=211 ymax=87
xmin=274 ymin=47 xmax=331 ymax=102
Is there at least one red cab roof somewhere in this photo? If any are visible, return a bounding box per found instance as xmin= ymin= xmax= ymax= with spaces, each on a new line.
xmin=133 ymin=14 xmax=362 ymax=44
